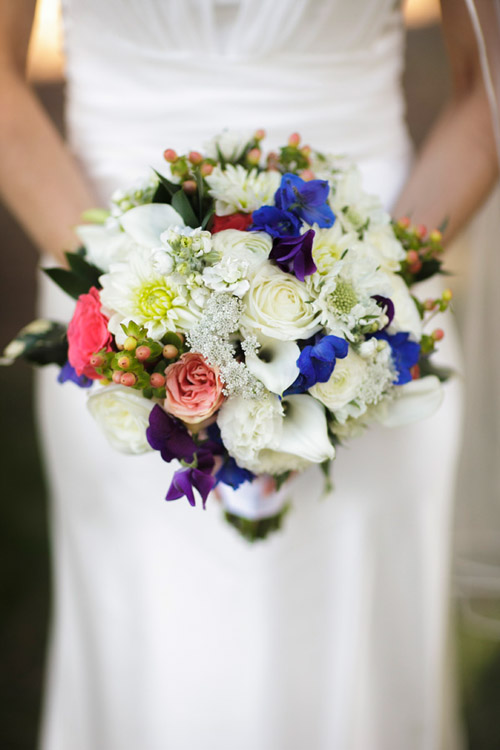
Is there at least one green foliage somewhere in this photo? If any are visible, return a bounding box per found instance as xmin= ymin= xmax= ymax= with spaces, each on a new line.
xmin=171 ymin=189 xmax=199 ymax=228
xmin=44 ymin=251 xmax=102 ymax=300
xmin=224 ymin=504 xmax=290 ymax=542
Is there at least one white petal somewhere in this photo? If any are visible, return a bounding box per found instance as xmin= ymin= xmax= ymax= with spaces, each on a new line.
xmin=379 ymin=375 xmax=444 ymax=427
xmin=276 ymin=394 xmax=335 ymax=463
xmin=120 ymin=204 xmax=185 ymax=248
xmin=245 ymin=336 xmax=300 ymax=395
xmin=76 ymin=223 xmax=133 ymax=272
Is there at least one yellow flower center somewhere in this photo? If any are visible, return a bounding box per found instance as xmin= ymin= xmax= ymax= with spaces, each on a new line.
xmin=135 ymin=281 xmax=175 ymax=320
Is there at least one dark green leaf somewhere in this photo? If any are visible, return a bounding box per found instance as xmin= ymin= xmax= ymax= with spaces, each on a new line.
xmin=153 ymin=170 xmax=182 ymax=198
xmin=201 ymin=206 xmax=215 ymax=230
xmin=43 ymin=267 xmax=93 ymax=299
xmin=65 ymin=251 xmax=102 ymax=288
xmin=171 ymin=189 xmax=199 ymax=228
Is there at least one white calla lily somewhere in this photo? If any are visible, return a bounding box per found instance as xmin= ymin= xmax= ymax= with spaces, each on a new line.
xmin=245 ymin=335 xmax=300 ymax=395
xmin=119 ymin=203 xmax=185 ymax=248
xmin=378 ymin=375 xmax=443 ymax=427
xmin=76 ymin=221 xmax=137 ymax=272
xmin=277 ymin=394 xmax=335 ymax=463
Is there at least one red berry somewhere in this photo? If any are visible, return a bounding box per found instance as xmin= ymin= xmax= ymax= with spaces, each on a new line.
xmin=163 ymin=148 xmax=177 ymax=162
xmin=254 ymin=129 xmax=266 ymax=141
xmin=89 ymin=354 xmax=105 ymax=368
xmin=200 ymin=163 xmax=213 ymax=177
xmin=416 ymin=224 xmax=427 ymax=239
xmin=406 ymin=250 xmax=419 ymax=264
xmin=120 ymin=372 xmax=137 ymax=387
xmin=136 ymin=345 xmax=152 ymax=362
xmin=182 ymin=180 xmax=197 ymax=195
xmin=398 ymin=216 xmax=411 ymax=229
xmin=188 ymin=151 xmax=203 ymax=165
xmin=112 ymin=371 xmax=122 ymax=384
xmin=150 ymin=373 xmax=166 ymax=388
xmin=300 ymin=169 xmax=315 ymax=181
xmin=162 ymin=344 xmax=178 ymax=359
xmin=117 ymin=355 xmax=131 ymax=369
xmin=288 ymin=132 xmax=300 ymax=147
xmin=432 ymin=328 xmax=445 ymax=342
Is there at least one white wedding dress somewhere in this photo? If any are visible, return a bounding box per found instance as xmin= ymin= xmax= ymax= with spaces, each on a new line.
xmin=37 ymin=1 xmax=464 ymax=748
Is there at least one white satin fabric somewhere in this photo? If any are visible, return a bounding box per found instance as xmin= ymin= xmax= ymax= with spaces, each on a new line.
xmin=38 ymin=1 xmax=463 ymax=748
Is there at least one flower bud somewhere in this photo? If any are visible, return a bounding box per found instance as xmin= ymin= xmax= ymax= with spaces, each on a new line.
xmin=163 ymin=344 xmax=178 ymax=359
xmin=112 ymin=371 xmax=123 ymax=384
xmin=123 ymin=336 xmax=137 ymax=351
xmin=442 ymin=288 xmax=453 ymax=302
xmin=300 ymin=169 xmax=315 ymax=181
xmin=288 ymin=132 xmax=300 ymax=147
xmin=163 ymin=148 xmax=177 ymax=163
xmin=90 ymin=353 xmax=105 ymax=368
xmin=117 ymin=355 xmax=131 ymax=370
xmin=188 ymin=151 xmax=203 ymax=165
xmin=432 ymin=328 xmax=445 ymax=341
xmin=120 ymin=372 xmax=137 ymax=387
xmin=424 ymin=298 xmax=436 ymax=311
xmin=430 ymin=229 xmax=442 ymax=243
xmin=398 ymin=217 xmax=411 ymax=229
xmin=136 ymin=345 xmax=152 ymax=362
xmin=254 ymin=129 xmax=266 ymax=141
xmin=182 ymin=180 xmax=197 ymax=195
xmin=200 ymin=163 xmax=214 ymax=177
xmin=247 ymin=148 xmax=261 ymax=166
xmin=150 ymin=372 xmax=166 ymax=388
xmin=301 ymin=145 xmax=312 ymax=157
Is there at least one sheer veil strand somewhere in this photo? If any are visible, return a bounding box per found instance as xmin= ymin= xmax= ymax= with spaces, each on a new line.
xmin=454 ymin=0 xmax=500 ymax=634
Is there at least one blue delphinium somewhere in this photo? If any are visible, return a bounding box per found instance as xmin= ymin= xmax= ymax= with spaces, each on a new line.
xmin=374 ymin=331 xmax=420 ymax=385
xmin=275 ymin=172 xmax=335 ymax=228
xmin=284 ymin=335 xmax=349 ymax=395
xmin=206 ymin=423 xmax=254 ymax=489
xmin=58 ymin=361 xmax=93 ymax=388
xmin=250 ymin=205 xmax=302 ymax=237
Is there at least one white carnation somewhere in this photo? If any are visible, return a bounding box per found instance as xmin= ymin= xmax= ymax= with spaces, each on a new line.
xmin=87 ymin=385 xmax=154 ymax=454
xmin=218 ymin=393 xmax=283 ymax=469
xmin=206 ymin=165 xmax=281 ymax=216
xmin=241 ymin=262 xmax=321 ymax=341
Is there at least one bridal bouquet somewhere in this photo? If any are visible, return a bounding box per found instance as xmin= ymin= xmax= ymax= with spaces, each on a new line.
xmin=3 ymin=130 xmax=452 ymax=540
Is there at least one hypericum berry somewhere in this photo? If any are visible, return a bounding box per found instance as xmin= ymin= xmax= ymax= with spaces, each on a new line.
xmin=117 ymin=355 xmax=131 ymax=369
xmin=188 ymin=150 xmax=203 ymax=165
xmin=301 ymin=145 xmax=312 ymax=157
xmin=112 ymin=371 xmax=122 ymax=384
xmin=120 ymin=372 xmax=137 ymax=387
xmin=442 ymin=288 xmax=453 ymax=302
xmin=150 ymin=373 xmax=166 ymax=388
xmin=247 ymin=148 xmax=261 ymax=166
xmin=300 ymin=169 xmax=315 ymax=181
xmin=163 ymin=148 xmax=177 ymax=162
xmin=410 ymin=364 xmax=421 ymax=380
xmin=162 ymin=344 xmax=178 ymax=359
xmin=99 ymin=378 xmax=111 ymax=386
xmin=288 ymin=132 xmax=300 ymax=147
xmin=89 ymin=354 xmax=105 ymax=368
xmin=416 ymin=224 xmax=427 ymax=239
xmin=432 ymin=328 xmax=445 ymax=341
xmin=123 ymin=336 xmax=137 ymax=351
xmin=136 ymin=345 xmax=152 ymax=362
xmin=254 ymin=129 xmax=266 ymax=141
xmin=430 ymin=229 xmax=442 ymax=243
xmin=424 ymin=298 xmax=436 ymax=311
xmin=409 ymin=260 xmax=423 ymax=274
xmin=200 ymin=163 xmax=213 ymax=177
xmin=406 ymin=250 xmax=419 ymax=265
xmin=398 ymin=216 xmax=411 ymax=229
xmin=182 ymin=180 xmax=197 ymax=195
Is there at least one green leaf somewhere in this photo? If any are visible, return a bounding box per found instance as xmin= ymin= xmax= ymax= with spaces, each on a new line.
xmin=43 ymin=267 xmax=93 ymax=300
xmin=65 ymin=252 xmax=102 ymax=288
xmin=201 ymin=206 xmax=215 ymax=231
xmin=153 ymin=170 xmax=182 ymax=199
xmin=224 ymin=504 xmax=290 ymax=542
xmin=215 ymin=144 xmax=227 ymax=170
xmin=171 ymin=189 xmax=199 ymax=228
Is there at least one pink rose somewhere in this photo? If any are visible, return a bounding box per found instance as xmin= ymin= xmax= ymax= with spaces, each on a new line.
xmin=164 ymin=352 xmax=225 ymax=424
xmin=67 ymin=287 xmax=113 ymax=379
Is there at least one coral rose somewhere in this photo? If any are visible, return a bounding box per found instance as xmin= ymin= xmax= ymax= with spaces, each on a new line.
xmin=210 ymin=212 xmax=253 ymax=234
xmin=67 ymin=287 xmax=113 ymax=379
xmin=164 ymin=352 xmax=225 ymax=425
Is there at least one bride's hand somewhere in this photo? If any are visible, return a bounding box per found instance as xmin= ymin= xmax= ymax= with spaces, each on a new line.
xmin=0 ymin=1 xmax=96 ymax=263
xmin=393 ymin=0 xmax=498 ymax=244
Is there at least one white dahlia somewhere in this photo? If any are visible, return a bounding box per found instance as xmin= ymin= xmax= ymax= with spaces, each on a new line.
xmin=206 ymin=165 xmax=281 ymax=216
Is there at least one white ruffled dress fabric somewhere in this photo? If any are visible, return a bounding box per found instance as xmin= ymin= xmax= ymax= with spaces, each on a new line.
xmin=37 ymin=1 xmax=463 ymax=748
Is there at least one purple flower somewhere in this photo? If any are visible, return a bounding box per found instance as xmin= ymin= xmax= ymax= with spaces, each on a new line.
xmin=372 ymin=295 xmax=395 ymax=329
xmin=58 ymin=360 xmax=93 ymax=388
xmin=250 ymin=205 xmax=302 ymax=238
xmin=374 ymin=331 xmax=420 ymax=385
xmin=284 ymin=335 xmax=348 ymax=394
xmin=269 ymin=229 xmax=316 ymax=281
xmin=146 ymin=404 xmax=197 ymax=463
xmin=275 ymin=173 xmax=335 ymax=228
xmin=165 ymin=449 xmax=216 ymax=509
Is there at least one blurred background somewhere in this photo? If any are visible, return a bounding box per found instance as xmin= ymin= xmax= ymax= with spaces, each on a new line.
xmin=1 ymin=1 xmax=500 ymax=747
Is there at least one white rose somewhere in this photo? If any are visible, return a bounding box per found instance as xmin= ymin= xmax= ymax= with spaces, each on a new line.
xmin=241 ymin=262 xmax=321 ymax=340
xmin=309 ymin=348 xmax=367 ymax=412
xmin=212 ymin=229 xmax=271 ymax=272
xmin=217 ymin=393 xmax=283 ymax=469
xmin=87 ymin=385 xmax=154 ymax=454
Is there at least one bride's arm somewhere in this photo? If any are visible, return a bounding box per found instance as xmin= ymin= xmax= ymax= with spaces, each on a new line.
xmin=393 ymin=0 xmax=498 ymax=242
xmin=0 ymin=1 xmax=96 ymax=263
